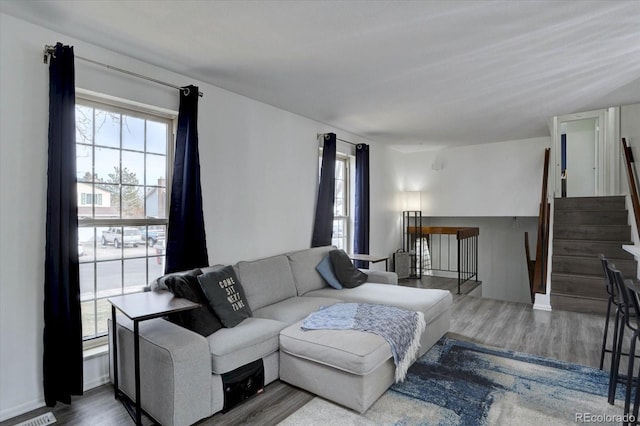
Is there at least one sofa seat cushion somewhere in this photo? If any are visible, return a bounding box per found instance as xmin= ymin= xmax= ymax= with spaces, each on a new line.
xmin=279 ymin=320 xmax=392 ymax=376
xmin=253 ymin=296 xmax=342 ymax=324
xmin=207 ymin=317 xmax=288 ymax=374
xmin=287 ymin=246 xmax=335 ymax=296
xmin=304 ymin=284 xmax=452 ymax=324
xmin=234 ymin=255 xmax=298 ymax=311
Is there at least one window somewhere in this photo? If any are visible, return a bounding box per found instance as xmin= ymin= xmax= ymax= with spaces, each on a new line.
xmin=75 ymin=96 xmax=174 ymax=345
xmin=80 ymin=192 xmax=102 ymax=206
xmin=332 ymin=155 xmax=350 ymax=250
xmin=319 ymin=151 xmax=352 ymax=251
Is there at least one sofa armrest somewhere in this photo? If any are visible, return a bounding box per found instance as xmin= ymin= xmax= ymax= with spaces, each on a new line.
xmin=361 ymin=269 xmax=398 ymax=285
xmin=109 ymin=315 xmax=213 ymax=426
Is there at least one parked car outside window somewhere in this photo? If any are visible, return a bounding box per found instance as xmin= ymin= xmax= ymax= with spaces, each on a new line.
xmin=101 ymin=227 xmax=143 ymax=248
xmin=139 ymin=225 xmax=166 ymax=247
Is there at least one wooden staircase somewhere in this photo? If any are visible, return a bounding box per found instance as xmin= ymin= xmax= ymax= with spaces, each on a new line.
xmin=551 ymin=196 xmax=635 ymax=315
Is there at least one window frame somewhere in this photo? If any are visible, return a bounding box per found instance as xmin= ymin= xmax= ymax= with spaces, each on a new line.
xmin=76 ymin=92 xmax=177 ymax=349
xmin=332 ymin=153 xmax=351 ymax=252
xmin=319 ymin=148 xmax=353 ymax=252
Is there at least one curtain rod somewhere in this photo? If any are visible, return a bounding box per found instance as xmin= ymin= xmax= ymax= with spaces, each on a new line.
xmin=317 ymin=133 xmax=360 ymax=147
xmin=43 ymin=45 xmax=204 ymax=97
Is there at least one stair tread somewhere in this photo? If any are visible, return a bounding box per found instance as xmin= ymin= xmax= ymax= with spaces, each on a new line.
xmin=551 ymin=287 xmax=608 ymax=296
xmin=555 ymin=208 xmax=626 ymax=211
xmin=555 ymin=204 xmax=626 ymax=211
xmin=554 ymin=197 xmax=625 ymax=203
xmin=551 ymin=292 xmax=608 ymax=301
xmin=552 ymin=254 xmax=635 ymax=262
xmin=555 ymin=196 xmax=625 ymax=200
xmin=551 ymin=272 xmax=603 ymax=279
xmin=552 ymin=244 xmax=634 ymax=253
xmin=553 ymin=238 xmax=633 ymax=244
xmin=554 ymin=224 xmax=630 ymax=228
xmin=555 ymin=209 xmax=626 ymax=212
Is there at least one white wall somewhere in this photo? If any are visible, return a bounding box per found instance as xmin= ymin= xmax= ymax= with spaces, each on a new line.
xmin=0 ymin=13 xmax=400 ymax=420
xmin=622 ymin=104 xmax=640 ymax=158
xmin=621 ymin=104 xmax=640 ymax=252
xmin=397 ymin=137 xmax=552 ymax=217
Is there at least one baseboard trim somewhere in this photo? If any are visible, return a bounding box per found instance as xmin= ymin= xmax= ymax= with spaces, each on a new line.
xmin=533 ymin=302 xmax=552 ymax=312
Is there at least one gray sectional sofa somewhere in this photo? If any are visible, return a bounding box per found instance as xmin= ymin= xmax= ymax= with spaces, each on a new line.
xmin=109 ymin=245 xmax=452 ymax=426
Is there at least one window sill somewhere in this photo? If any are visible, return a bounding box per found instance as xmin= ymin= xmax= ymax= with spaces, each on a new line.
xmin=83 ymin=344 xmax=108 ymax=360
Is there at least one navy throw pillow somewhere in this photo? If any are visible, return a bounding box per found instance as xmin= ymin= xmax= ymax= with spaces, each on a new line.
xmin=329 ymin=249 xmax=368 ymax=288
xmin=162 ymin=268 xmax=224 ymax=337
xmin=198 ymin=265 xmax=252 ymax=328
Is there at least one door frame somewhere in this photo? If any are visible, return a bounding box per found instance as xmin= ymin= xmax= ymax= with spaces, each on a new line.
xmin=552 ymin=109 xmax=617 ymax=197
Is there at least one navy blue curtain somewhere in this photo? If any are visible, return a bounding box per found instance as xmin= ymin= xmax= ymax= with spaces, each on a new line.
xmin=354 ymin=144 xmax=370 ymax=268
xmin=165 ymin=85 xmax=209 ymax=273
xmin=43 ymin=42 xmax=83 ymax=406
xmin=311 ymin=133 xmax=336 ymax=247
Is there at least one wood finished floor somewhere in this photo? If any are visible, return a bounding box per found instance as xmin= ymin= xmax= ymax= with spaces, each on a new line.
xmin=2 ymin=277 xmax=626 ymax=426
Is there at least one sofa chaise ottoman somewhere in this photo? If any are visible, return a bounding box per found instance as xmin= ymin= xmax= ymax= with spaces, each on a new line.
xmin=278 ymin=284 xmax=452 ymax=413
xmin=109 ymin=245 xmax=452 ymax=426
xmin=280 ymin=321 xmax=396 ymax=414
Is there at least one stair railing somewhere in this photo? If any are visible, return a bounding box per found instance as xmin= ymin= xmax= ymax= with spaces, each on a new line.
xmin=622 ymin=137 xmax=640 ymax=237
xmin=525 ymin=148 xmax=551 ymax=302
xmin=407 ymin=226 xmax=479 ymax=294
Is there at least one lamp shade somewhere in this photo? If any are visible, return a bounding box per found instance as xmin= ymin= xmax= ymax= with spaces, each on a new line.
xmin=402 ymin=191 xmax=421 ymax=211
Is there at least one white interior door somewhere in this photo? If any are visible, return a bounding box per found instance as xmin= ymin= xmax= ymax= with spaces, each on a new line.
xmin=555 ymin=110 xmax=606 ymax=197
xmin=564 ymin=118 xmax=598 ymax=197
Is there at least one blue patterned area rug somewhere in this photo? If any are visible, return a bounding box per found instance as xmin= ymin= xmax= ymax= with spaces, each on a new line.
xmin=279 ymin=337 xmax=631 ymax=425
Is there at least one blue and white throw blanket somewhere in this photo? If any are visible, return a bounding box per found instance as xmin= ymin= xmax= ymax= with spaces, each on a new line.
xmin=301 ymin=303 xmax=426 ymax=382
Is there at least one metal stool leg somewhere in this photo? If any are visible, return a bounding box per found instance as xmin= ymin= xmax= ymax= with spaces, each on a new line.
xmin=610 ymin=311 xmax=626 ymax=405
xmin=601 ymin=296 xmax=614 ymax=370
xmin=625 ymin=334 xmax=638 ymax=423
xmin=633 ymin=364 xmax=640 ymax=425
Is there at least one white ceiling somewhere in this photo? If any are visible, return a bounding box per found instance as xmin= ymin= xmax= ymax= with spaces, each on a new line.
xmin=2 ymin=0 xmax=640 ymax=149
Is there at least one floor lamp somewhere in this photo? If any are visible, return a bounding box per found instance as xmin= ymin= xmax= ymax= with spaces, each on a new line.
xmin=402 ymin=192 xmax=422 ymax=278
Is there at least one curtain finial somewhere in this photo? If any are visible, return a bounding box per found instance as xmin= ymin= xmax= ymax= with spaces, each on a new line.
xmin=43 ymin=44 xmax=56 ymax=64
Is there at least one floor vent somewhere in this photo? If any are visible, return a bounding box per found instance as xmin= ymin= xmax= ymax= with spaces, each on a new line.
xmin=14 ymin=412 xmax=56 ymax=426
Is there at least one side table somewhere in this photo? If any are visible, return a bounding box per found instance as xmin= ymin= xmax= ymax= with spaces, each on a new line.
xmin=348 ymin=253 xmax=389 ymax=271
xmin=108 ymin=291 xmax=200 ymax=425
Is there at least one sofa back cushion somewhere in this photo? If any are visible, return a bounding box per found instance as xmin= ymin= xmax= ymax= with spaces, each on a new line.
xmin=234 ymin=255 xmax=297 ymax=310
xmin=287 ymin=246 xmax=335 ymax=295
